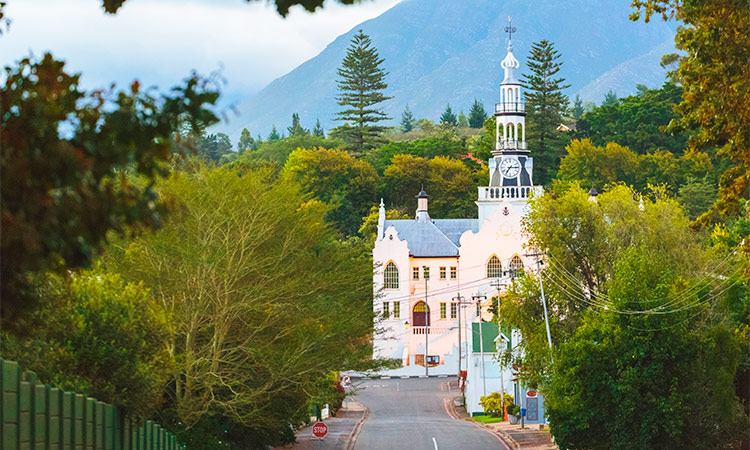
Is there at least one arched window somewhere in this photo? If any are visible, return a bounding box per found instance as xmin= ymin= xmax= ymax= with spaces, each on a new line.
xmin=384 ymin=262 xmax=399 ymax=289
xmin=413 ymin=301 xmax=430 ymax=326
xmin=486 ymin=255 xmax=502 ymax=278
xmin=509 ymin=255 xmax=524 ymax=278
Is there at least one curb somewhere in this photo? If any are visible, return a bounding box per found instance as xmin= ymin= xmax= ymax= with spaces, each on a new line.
xmin=345 ymin=401 xmax=369 ymax=450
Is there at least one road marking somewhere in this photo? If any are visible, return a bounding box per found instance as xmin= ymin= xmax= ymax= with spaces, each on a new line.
xmin=380 ymin=376 xmax=391 ymax=379
xmin=440 ymin=383 xmax=444 ymax=391
xmin=400 ymin=376 xmax=410 ymax=379
xmin=438 ymin=375 xmax=448 ymax=378
xmin=443 ymin=398 xmax=457 ymax=420
xmin=432 ymin=437 xmax=438 ymax=450
xmin=396 ymin=382 xmax=399 ymax=392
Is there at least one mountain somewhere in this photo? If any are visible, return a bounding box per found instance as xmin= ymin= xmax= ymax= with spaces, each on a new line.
xmin=219 ymin=0 xmax=677 ymax=139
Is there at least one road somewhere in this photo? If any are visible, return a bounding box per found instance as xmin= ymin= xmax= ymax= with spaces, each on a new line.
xmin=352 ymin=377 xmax=512 ymax=450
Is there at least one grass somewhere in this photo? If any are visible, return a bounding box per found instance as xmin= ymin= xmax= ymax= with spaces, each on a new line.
xmin=473 ymin=415 xmax=505 ymax=424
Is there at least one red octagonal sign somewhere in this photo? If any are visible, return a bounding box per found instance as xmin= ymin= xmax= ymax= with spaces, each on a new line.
xmin=312 ymin=422 xmax=328 ymax=438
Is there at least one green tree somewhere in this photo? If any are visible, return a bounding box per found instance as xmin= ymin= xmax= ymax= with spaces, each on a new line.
xmin=287 ymin=112 xmax=310 ymax=137
xmin=571 ymin=94 xmax=584 ymax=120
xmin=400 ymin=104 xmax=414 ymax=132
xmin=1 ymin=269 xmax=173 ymax=419
xmin=468 ymin=99 xmax=488 ymax=128
xmin=283 ymin=147 xmax=378 ymax=237
xmin=367 ymin=135 xmax=467 ymax=173
xmin=557 ymin=139 xmax=640 ymax=190
xmin=381 ymin=154 xmax=479 ymax=218
xmin=574 ymin=82 xmax=688 ymax=155
xmin=237 ymin=128 xmax=256 ymax=154
xmin=196 ymin=132 xmax=232 ymax=162
xmin=457 ymin=110 xmax=469 ymax=128
xmin=97 ymin=0 xmax=363 ymax=16
xmin=104 ymin=167 xmax=381 ymax=449
xmin=0 ymin=53 xmax=218 ymax=322
xmin=632 ymin=0 xmax=750 ymax=225
xmin=267 ymin=125 xmax=281 ymax=141
xmin=313 ymin=118 xmax=325 ymax=137
xmin=333 ymin=29 xmax=392 ymax=154
xmin=440 ymin=104 xmax=457 ymax=126
xmin=602 ymin=89 xmax=618 ymax=106
xmin=678 ymin=177 xmax=718 ymax=220
xmin=522 ymin=40 xmax=570 ymax=185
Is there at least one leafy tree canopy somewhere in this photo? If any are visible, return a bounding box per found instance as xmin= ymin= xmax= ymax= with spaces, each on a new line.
xmin=283 ymin=147 xmax=378 ymax=237
xmin=0 ymin=53 xmax=218 ymax=323
xmin=439 ymin=104 xmax=457 ymax=126
xmin=468 ymin=99 xmax=488 ymax=128
xmin=574 ymin=82 xmax=688 ymax=155
xmin=98 ymin=0 xmax=360 ymax=16
xmin=367 ymin=135 xmax=468 ymax=173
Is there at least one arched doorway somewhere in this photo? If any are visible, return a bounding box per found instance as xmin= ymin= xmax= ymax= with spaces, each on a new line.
xmin=412 ymin=301 xmax=430 ymax=327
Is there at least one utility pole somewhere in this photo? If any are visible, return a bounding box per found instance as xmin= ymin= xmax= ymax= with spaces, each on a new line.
xmin=525 ymin=253 xmax=553 ymax=352
xmin=453 ymin=294 xmax=466 ymax=377
xmin=490 ymin=277 xmax=507 ymax=415
xmin=423 ymin=265 xmax=429 ymax=377
xmin=472 ymin=293 xmax=487 ymax=397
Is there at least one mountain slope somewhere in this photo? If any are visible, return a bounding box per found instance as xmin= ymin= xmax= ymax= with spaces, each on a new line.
xmin=220 ymin=0 xmax=676 ymax=139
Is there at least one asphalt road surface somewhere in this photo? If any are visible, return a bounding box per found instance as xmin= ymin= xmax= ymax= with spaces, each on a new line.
xmin=352 ymin=377 xmax=511 ymax=450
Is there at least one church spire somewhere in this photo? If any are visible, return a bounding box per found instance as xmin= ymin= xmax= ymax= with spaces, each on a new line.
xmin=501 ymin=17 xmax=520 ymax=84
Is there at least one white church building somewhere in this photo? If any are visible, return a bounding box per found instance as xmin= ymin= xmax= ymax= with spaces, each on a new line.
xmin=372 ymin=33 xmax=545 ymax=418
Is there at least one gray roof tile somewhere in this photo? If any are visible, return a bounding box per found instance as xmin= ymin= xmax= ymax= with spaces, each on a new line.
xmin=384 ymin=218 xmax=478 ymax=257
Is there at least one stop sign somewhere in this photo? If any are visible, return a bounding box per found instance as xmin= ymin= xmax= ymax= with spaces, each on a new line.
xmin=312 ymin=422 xmax=328 ymax=438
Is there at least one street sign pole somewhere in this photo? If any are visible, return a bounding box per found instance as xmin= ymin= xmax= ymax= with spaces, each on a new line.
xmin=472 ymin=293 xmax=488 ymax=397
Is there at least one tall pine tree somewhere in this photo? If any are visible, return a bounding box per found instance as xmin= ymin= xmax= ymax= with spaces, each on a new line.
xmin=312 ymin=118 xmax=325 ymax=137
xmin=332 ymin=30 xmax=391 ymax=154
xmin=400 ymin=104 xmax=414 ymax=132
xmin=287 ymin=113 xmax=310 ymax=137
xmin=522 ymin=40 xmax=570 ymax=185
xmin=440 ymin=104 xmax=457 ymax=126
xmin=468 ymin=99 xmax=487 ymax=128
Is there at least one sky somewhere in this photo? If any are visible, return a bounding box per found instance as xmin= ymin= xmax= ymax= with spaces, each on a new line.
xmin=0 ymin=0 xmax=402 ymax=106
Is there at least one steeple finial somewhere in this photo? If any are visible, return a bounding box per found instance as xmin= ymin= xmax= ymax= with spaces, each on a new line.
xmin=505 ymin=16 xmax=516 ymax=43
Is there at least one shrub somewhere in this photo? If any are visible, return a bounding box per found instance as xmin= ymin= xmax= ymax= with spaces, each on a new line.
xmin=480 ymin=392 xmax=514 ymax=417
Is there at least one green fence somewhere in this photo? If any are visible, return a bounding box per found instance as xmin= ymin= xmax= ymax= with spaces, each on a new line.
xmin=0 ymin=359 xmax=185 ymax=450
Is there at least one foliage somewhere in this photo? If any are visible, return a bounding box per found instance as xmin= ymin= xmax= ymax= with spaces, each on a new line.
xmin=400 ymin=104 xmax=414 ymax=132
xmin=313 ymin=118 xmax=325 ymax=137
xmin=381 ymin=154 xmax=483 ymax=218
xmin=0 ymin=53 xmax=218 ymax=323
xmin=103 ymin=167 xmax=381 ymax=448
xmin=545 ymin=250 xmax=748 ymax=450
xmin=678 ymin=178 xmax=718 ymax=220
xmin=333 ymin=29 xmax=391 ymax=154
xmin=287 ymin=112 xmax=310 ymax=137
xmin=468 ymin=99 xmax=488 ymax=128
xmin=557 ymin=139 xmax=715 ymax=197
xmin=195 ymin=132 xmax=232 ymax=162
xmin=522 ymin=40 xmax=570 ymax=185
xmin=237 ymin=128 xmax=258 ymax=154
xmin=574 ymin=82 xmax=688 ymax=155
xmin=631 ymin=0 xmax=750 ymax=225
xmin=367 ymin=135 xmax=467 ymax=173
xmin=457 ymin=111 xmax=469 ymax=128
xmin=241 ymin=134 xmax=343 ymax=166
xmin=358 ymin=205 xmax=410 ymax=244
xmin=267 ymin=125 xmax=281 ymax=141
xmin=472 ymin=116 xmax=497 ymax=163
xmin=283 ymin=147 xmax=378 ymax=237
xmin=479 ymin=391 xmax=514 ymax=417
xmin=439 ymin=104 xmax=457 ymax=126
xmin=0 ymin=269 xmax=173 ymax=419
xmin=570 ymin=95 xmax=584 ymax=120
xmin=98 ymin=0 xmax=361 ymax=16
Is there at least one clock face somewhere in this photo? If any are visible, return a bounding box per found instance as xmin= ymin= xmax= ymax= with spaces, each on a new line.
xmin=500 ymin=158 xmax=521 ymax=178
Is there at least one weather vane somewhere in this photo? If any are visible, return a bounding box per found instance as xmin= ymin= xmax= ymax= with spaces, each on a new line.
xmin=505 ymin=16 xmax=516 ymax=41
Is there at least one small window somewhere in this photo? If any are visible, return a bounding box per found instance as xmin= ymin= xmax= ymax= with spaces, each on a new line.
xmin=383 ymin=302 xmax=390 ymax=318
xmin=440 ymin=302 xmax=447 ymax=319
xmin=487 ymin=255 xmax=502 ymax=278
xmin=412 ymin=267 xmax=420 ymax=280
xmin=439 ymin=267 xmax=446 ymax=280
xmin=393 ymin=301 xmax=400 ymax=319
xmin=384 ymin=262 xmax=399 ymax=289
xmin=509 ymin=255 xmax=524 ymax=278
xmin=450 ymin=266 xmax=457 ymax=279
xmin=450 ymin=302 xmax=457 ymax=319
xmin=423 ymin=267 xmax=430 ymax=280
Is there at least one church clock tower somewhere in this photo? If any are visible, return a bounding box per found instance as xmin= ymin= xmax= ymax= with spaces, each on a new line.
xmin=477 ymin=19 xmax=540 ymax=223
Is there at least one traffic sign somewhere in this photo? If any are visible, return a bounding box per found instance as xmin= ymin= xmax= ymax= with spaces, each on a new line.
xmin=312 ymin=422 xmax=328 ymax=438
xmin=526 ymin=390 xmax=537 ymax=397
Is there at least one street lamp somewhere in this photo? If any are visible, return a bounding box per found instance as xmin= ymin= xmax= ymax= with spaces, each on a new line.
xmin=490 ymin=278 xmax=507 ymax=416
xmin=423 ymin=265 xmax=429 ymax=377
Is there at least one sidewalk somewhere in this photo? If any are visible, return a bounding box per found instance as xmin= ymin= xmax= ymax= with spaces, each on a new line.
xmin=274 ymin=397 xmax=368 ymax=450
xmin=482 ymin=422 xmax=557 ymax=450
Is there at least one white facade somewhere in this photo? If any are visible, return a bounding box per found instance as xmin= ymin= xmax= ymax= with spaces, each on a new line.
xmin=372 ymin=35 xmax=540 ymax=384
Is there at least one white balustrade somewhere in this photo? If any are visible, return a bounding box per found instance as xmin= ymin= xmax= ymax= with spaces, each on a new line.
xmin=477 ymin=185 xmax=543 ymax=200
xmin=495 ymin=102 xmax=525 ymax=113
xmin=411 ymin=326 xmax=452 ymax=336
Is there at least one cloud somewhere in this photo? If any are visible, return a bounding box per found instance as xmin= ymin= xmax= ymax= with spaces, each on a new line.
xmin=0 ymin=0 xmax=401 ymax=103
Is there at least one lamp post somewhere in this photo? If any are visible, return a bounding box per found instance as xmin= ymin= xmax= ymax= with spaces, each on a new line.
xmin=423 ymin=265 xmax=429 ymax=377
xmin=472 ymin=293 xmax=487 ymax=397
xmin=453 ymin=294 xmax=466 ymax=377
